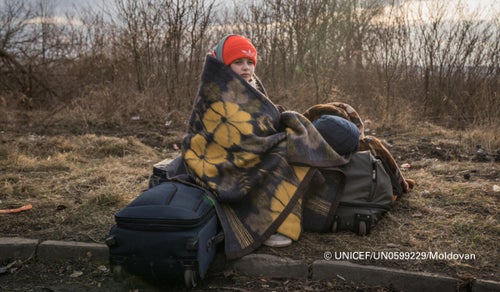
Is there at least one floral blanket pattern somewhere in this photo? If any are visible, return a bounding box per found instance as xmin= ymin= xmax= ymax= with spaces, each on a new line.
xmin=182 ymin=56 xmax=347 ymax=259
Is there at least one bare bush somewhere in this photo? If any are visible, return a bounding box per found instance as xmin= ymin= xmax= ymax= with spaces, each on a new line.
xmin=0 ymin=0 xmax=497 ymax=132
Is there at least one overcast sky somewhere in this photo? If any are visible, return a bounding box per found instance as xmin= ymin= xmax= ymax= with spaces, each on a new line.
xmin=15 ymin=0 xmax=231 ymax=14
xmin=6 ymin=0 xmax=499 ymax=21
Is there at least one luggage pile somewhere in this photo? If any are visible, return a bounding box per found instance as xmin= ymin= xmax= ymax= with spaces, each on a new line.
xmin=105 ymin=104 xmax=412 ymax=287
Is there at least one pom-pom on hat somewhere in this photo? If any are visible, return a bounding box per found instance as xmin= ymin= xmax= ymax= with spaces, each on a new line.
xmin=212 ymin=34 xmax=257 ymax=67
xmin=313 ymin=115 xmax=360 ymax=155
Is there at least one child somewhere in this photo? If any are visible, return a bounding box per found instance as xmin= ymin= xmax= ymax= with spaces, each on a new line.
xmin=211 ymin=34 xmax=268 ymax=95
xmin=181 ymin=34 xmax=347 ymax=259
xmin=211 ymin=34 xmax=293 ymax=247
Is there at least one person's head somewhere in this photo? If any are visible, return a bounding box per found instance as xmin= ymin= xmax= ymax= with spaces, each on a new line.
xmin=212 ymin=34 xmax=257 ymax=82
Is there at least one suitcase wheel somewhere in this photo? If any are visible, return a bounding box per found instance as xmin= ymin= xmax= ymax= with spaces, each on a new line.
xmin=330 ymin=220 xmax=338 ymax=233
xmin=111 ymin=264 xmax=127 ymax=282
xmin=184 ymin=269 xmax=199 ymax=288
xmin=355 ymin=214 xmax=371 ymax=236
xmin=358 ymin=221 xmax=367 ymax=236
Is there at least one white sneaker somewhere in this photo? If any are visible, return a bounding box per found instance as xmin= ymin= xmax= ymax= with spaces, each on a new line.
xmin=263 ymin=233 xmax=292 ymax=247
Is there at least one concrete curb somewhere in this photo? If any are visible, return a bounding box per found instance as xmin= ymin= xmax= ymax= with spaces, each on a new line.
xmin=312 ymin=260 xmax=458 ymax=292
xmin=232 ymin=253 xmax=309 ymax=279
xmin=0 ymin=237 xmax=39 ymax=260
xmin=0 ymin=237 xmax=108 ymax=264
xmin=1 ymin=237 xmax=499 ymax=291
xmin=38 ymin=240 xmax=108 ymax=263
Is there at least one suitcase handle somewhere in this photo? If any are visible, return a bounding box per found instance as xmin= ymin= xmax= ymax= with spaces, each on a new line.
xmin=105 ymin=235 xmax=117 ymax=247
xmin=207 ymin=231 xmax=224 ymax=251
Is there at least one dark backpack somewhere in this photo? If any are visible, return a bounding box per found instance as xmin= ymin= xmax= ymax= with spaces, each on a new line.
xmin=331 ymin=150 xmax=395 ymax=235
xmin=303 ymin=151 xmax=396 ymax=235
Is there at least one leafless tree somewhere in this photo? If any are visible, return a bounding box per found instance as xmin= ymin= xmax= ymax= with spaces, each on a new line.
xmin=113 ymin=0 xmax=214 ymax=101
xmin=365 ymin=1 xmax=410 ymax=122
xmin=1 ymin=0 xmax=497 ymax=128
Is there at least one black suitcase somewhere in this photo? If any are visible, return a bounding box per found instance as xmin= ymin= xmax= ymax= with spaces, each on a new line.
xmin=105 ymin=181 xmax=223 ymax=288
xmin=330 ymin=151 xmax=395 ymax=235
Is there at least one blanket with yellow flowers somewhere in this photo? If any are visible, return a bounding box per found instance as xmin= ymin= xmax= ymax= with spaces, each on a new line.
xmin=181 ymin=56 xmax=347 ymax=259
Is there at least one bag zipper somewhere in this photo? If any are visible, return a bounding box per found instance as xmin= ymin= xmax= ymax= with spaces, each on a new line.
xmin=338 ymin=201 xmax=390 ymax=211
xmin=367 ymin=155 xmax=378 ymax=201
xmin=116 ymin=208 xmax=215 ymax=231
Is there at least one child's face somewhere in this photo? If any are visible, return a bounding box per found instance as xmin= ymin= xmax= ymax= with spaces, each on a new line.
xmin=230 ymin=58 xmax=255 ymax=82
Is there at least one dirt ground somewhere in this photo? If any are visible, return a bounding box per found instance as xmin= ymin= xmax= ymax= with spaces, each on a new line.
xmin=0 ymin=256 xmax=395 ymax=291
xmin=0 ymin=114 xmax=499 ymax=291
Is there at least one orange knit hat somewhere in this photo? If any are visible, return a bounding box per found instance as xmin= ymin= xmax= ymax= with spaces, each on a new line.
xmin=212 ymin=35 xmax=257 ymax=67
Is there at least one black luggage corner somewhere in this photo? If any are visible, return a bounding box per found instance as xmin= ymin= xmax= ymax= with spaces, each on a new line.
xmin=148 ymin=156 xmax=188 ymax=188
xmin=105 ymin=181 xmax=223 ymax=288
xmin=148 ymin=157 xmax=176 ymax=188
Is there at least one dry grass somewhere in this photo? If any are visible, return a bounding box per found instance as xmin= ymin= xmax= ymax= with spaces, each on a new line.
xmin=0 ymin=112 xmax=498 ymax=283
xmin=0 ymin=133 xmax=175 ymax=242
